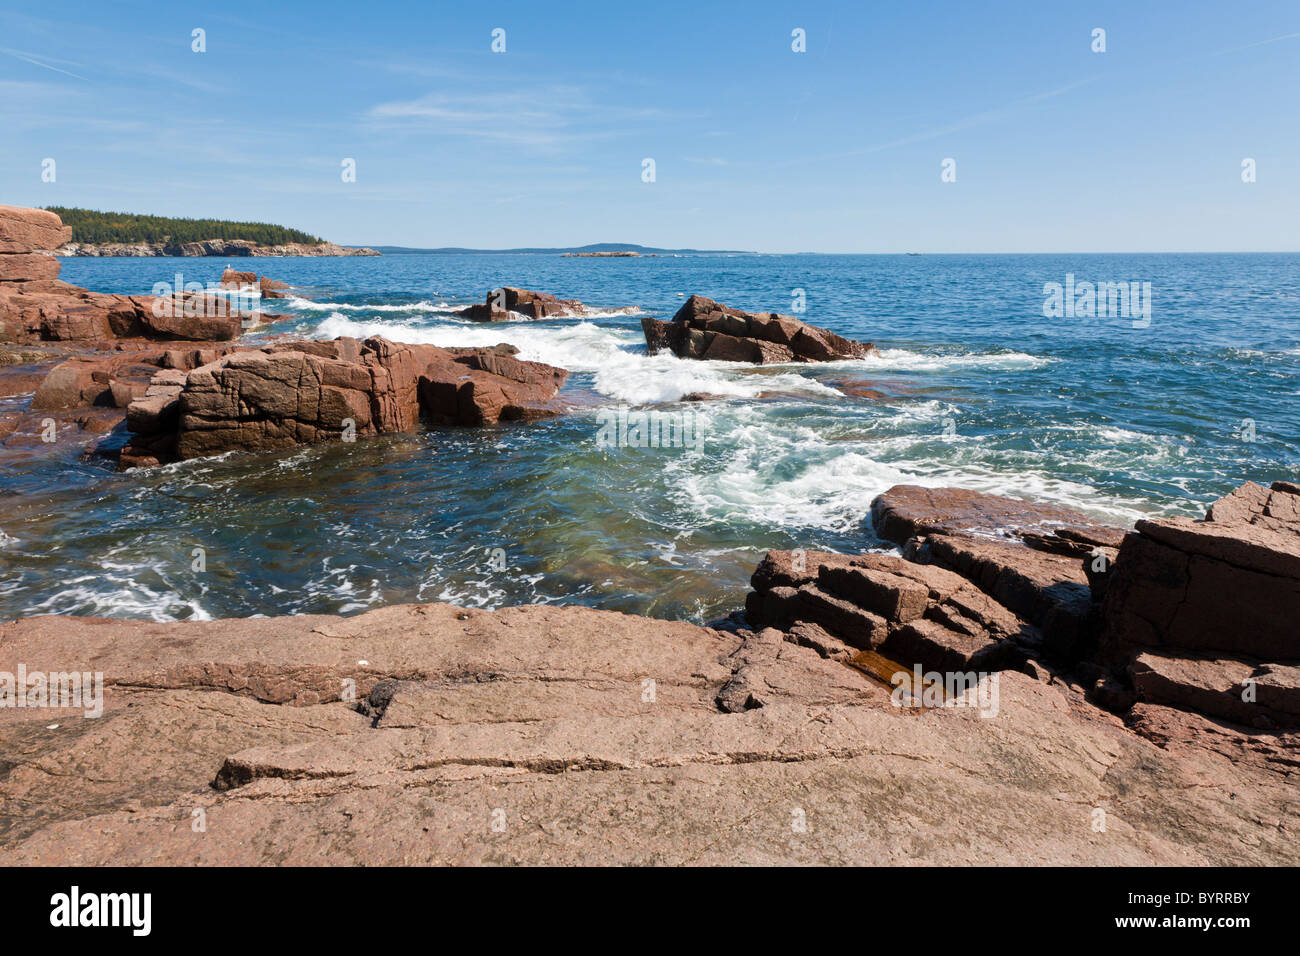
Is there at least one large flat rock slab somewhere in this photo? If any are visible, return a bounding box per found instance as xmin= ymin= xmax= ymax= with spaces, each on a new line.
xmin=6 ymin=602 xmax=1286 ymax=864
xmin=1102 ymin=482 xmax=1300 ymax=661
xmin=871 ymin=484 xmax=1125 ymax=550
xmin=1130 ymin=650 xmax=1300 ymax=729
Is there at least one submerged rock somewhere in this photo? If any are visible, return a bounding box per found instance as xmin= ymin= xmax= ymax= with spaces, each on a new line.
xmin=641 ymin=295 xmax=873 ymax=363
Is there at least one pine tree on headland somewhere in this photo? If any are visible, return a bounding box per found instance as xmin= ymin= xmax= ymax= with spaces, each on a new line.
xmin=45 ymin=207 xmax=324 ymax=246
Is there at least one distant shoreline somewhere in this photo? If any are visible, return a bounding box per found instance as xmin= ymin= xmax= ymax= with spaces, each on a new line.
xmin=369 ymin=243 xmax=754 ymax=256
xmin=57 ymin=240 xmax=380 ymax=258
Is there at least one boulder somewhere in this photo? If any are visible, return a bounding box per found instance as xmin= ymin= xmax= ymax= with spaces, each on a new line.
xmin=2 ymin=345 xmax=247 ymax=463
xmin=0 ymin=205 xmax=72 ymax=254
xmin=456 ymin=287 xmax=590 ymax=322
xmin=642 ymin=295 xmax=873 ymax=364
xmin=1204 ymin=479 xmax=1300 ymax=531
xmin=870 ymin=486 xmax=1126 ymax=661
xmin=220 ymin=268 xmax=258 ymax=288
xmin=1093 ymin=480 xmax=1300 ymax=732
xmin=27 ymin=352 xmax=188 ymax=412
xmin=173 ymin=347 xmax=375 ymax=458
xmin=260 ymin=276 xmax=289 ymax=299
xmin=1129 ymin=651 xmax=1300 ymax=729
xmin=219 ymin=268 xmax=290 ymax=300
xmin=421 ymin=347 xmax=569 ymax=426
xmin=1101 ymin=481 xmax=1300 ymax=662
xmin=1 ymin=279 xmax=261 ymax=345
xmin=0 ymin=252 xmax=61 ymax=283
xmin=140 ymin=294 xmax=248 ymax=341
xmin=871 ymin=484 xmax=1125 ymax=551
xmin=29 ymin=358 xmax=114 ymax=410
xmin=907 ymin=533 xmax=1097 ymax=661
xmin=745 ymin=550 xmax=1034 ymax=674
xmin=122 ymin=336 xmax=569 ymax=465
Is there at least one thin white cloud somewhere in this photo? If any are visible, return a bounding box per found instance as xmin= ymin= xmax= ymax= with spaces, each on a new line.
xmin=768 ymin=76 xmax=1099 ymax=168
xmin=366 ymin=85 xmax=690 ymax=148
xmin=124 ymin=64 xmax=227 ymax=95
xmin=0 ymin=47 xmax=86 ymax=80
xmin=1212 ymin=31 xmax=1300 ymax=56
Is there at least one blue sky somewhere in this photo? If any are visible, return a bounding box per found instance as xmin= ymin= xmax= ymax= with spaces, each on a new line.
xmin=2 ymin=0 xmax=1297 ymax=252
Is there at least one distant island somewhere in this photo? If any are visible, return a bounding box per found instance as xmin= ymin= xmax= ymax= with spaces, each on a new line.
xmin=49 ymin=207 xmax=378 ymax=257
xmin=366 ymin=242 xmax=755 ymax=256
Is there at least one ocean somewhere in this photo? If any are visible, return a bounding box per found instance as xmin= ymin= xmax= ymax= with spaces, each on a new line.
xmin=1 ymin=252 xmax=1296 ymax=623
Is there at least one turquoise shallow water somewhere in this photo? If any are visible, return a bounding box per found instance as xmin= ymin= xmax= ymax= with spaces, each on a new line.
xmin=1 ymin=252 xmax=1296 ymax=622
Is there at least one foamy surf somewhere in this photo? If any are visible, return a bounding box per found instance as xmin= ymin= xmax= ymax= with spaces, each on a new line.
xmin=863 ymin=347 xmax=1054 ymax=371
xmin=286 ymin=296 xmax=451 ymax=313
xmin=659 ymin=402 xmax=1160 ymax=532
xmin=18 ymin=251 xmax=1289 ymax=628
xmin=311 ymin=312 xmax=843 ymax=404
xmin=21 ymin=569 xmax=213 ymax=622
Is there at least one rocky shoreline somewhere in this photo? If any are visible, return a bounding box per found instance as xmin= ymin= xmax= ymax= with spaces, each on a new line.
xmin=0 ymin=207 xmax=570 ymax=468
xmin=57 ymin=240 xmax=379 ymax=257
xmin=2 ymin=479 xmax=1296 ymax=864
xmin=1 ymin=204 xmax=1296 ymax=865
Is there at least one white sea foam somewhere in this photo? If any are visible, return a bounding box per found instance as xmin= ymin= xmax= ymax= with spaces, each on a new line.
xmin=22 ymin=569 xmax=212 ymax=622
xmin=290 ymin=559 xmax=386 ymax=615
xmin=573 ymin=308 xmax=645 ymax=319
xmin=315 ymin=313 xmax=629 ymax=366
xmin=287 ymin=296 xmax=450 ymax=313
xmin=305 ymin=305 xmax=1142 ymax=534
xmin=862 ymin=347 xmax=1053 ymax=371
xmin=661 ymin=403 xmax=1155 ymax=532
xmin=312 ymin=313 xmax=842 ymax=404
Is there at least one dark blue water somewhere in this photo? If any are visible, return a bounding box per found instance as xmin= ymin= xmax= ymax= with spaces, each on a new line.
xmin=1 ymin=253 xmax=1296 ymax=622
